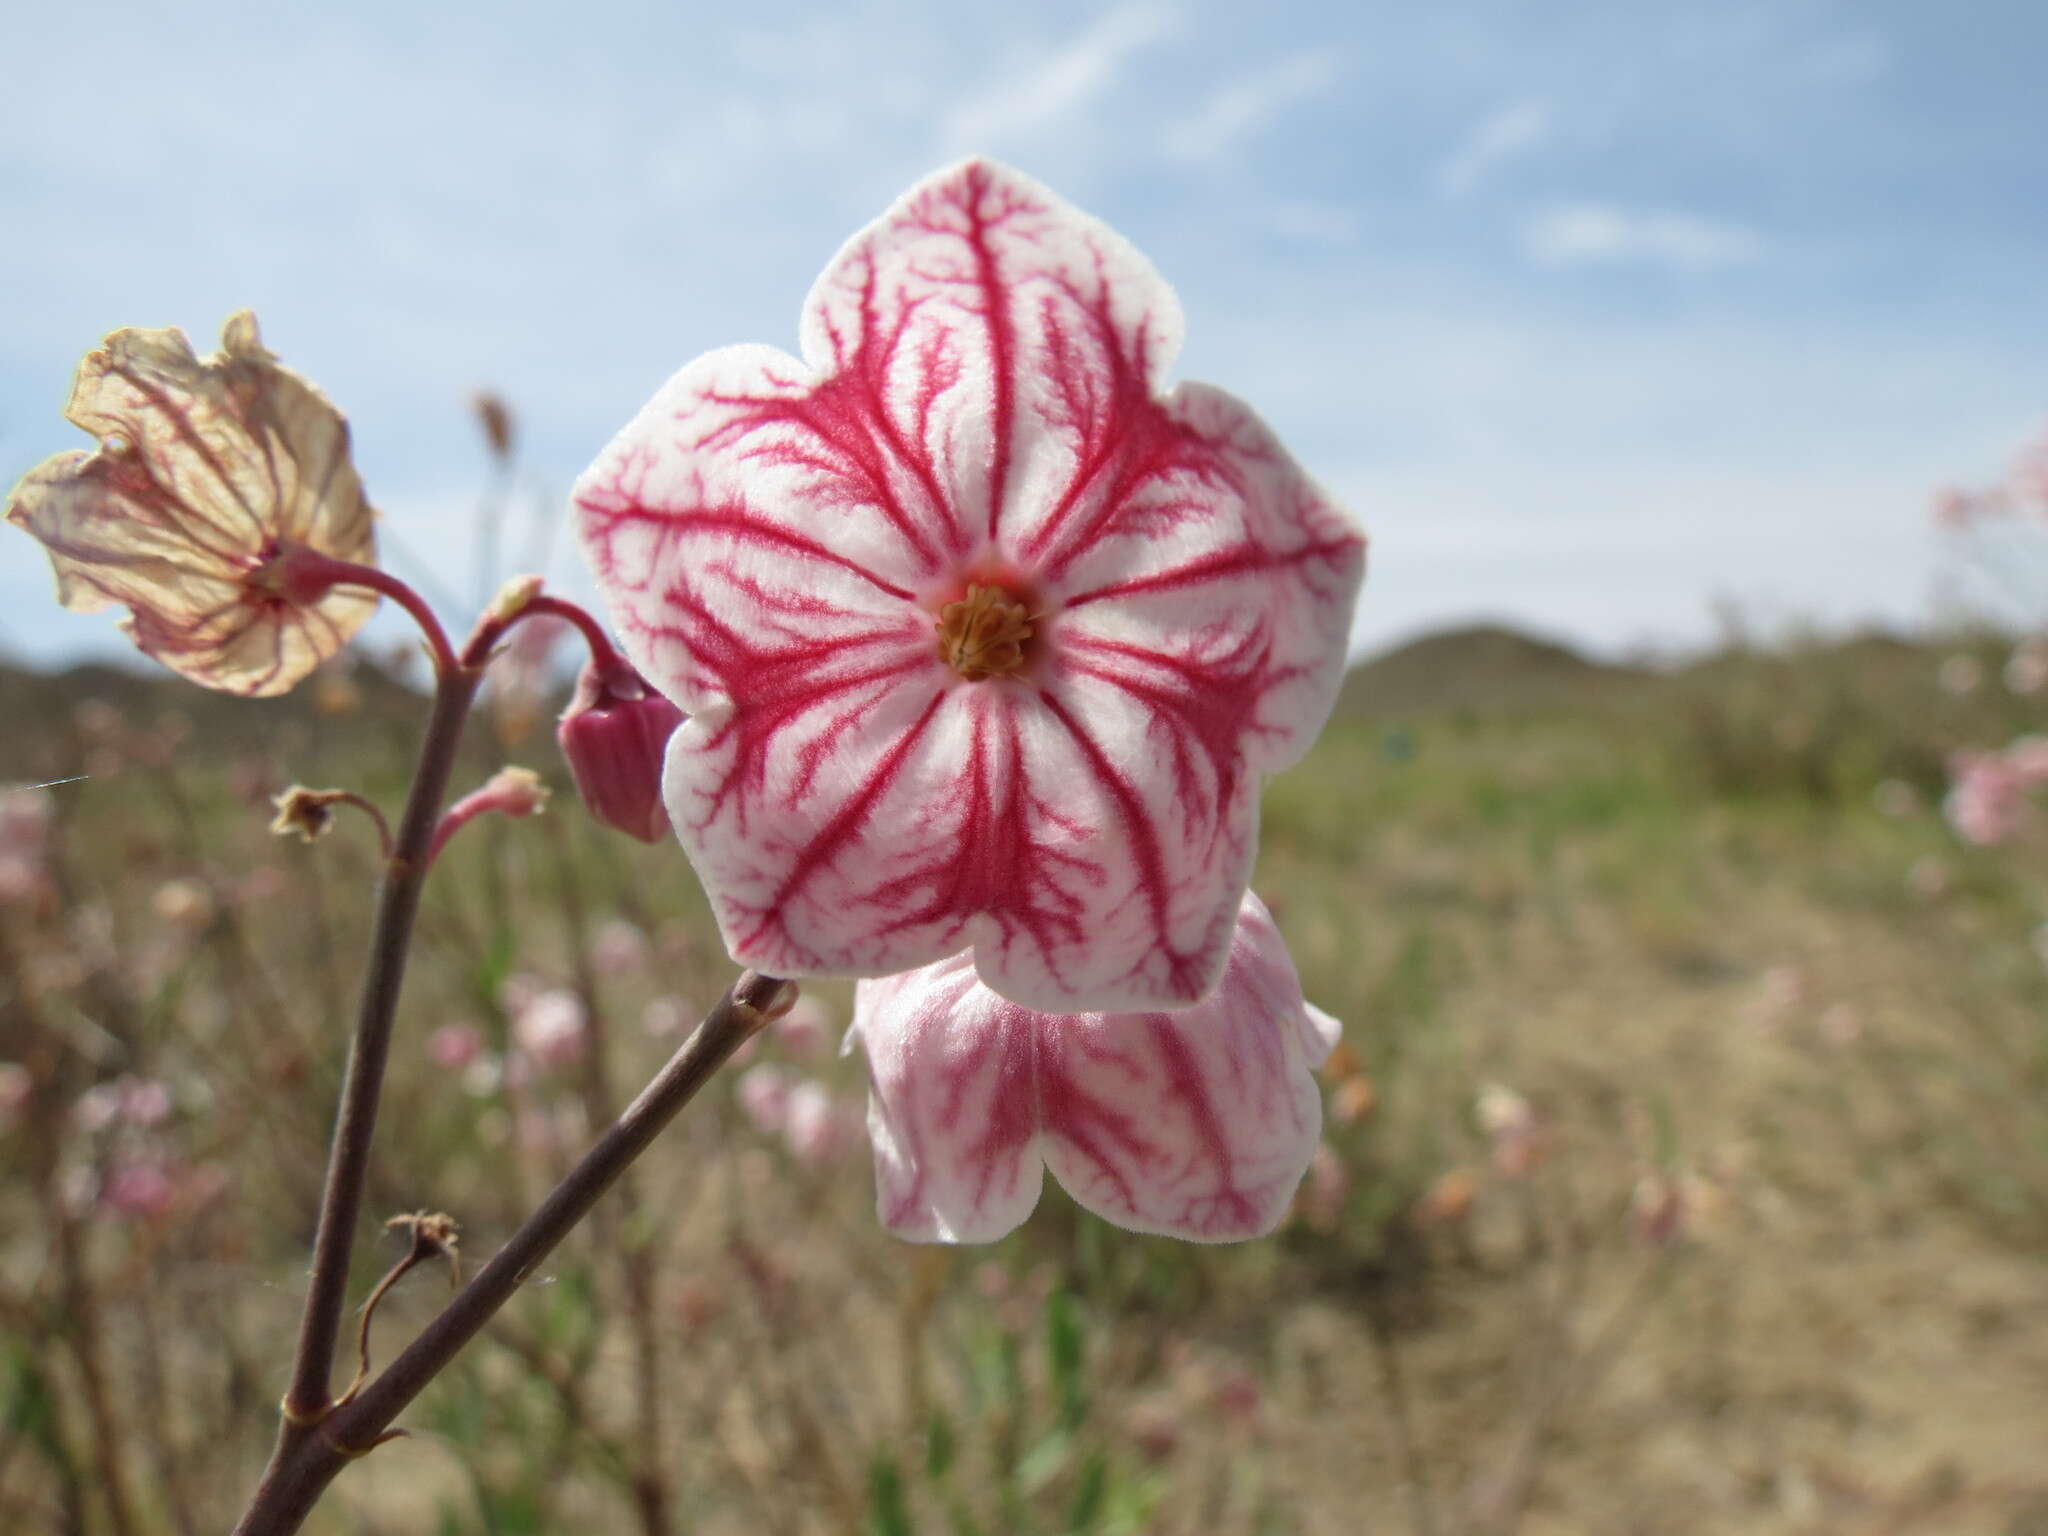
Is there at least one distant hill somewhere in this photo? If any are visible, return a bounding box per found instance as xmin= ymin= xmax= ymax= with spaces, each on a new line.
xmin=0 ymin=654 xmax=432 ymax=784
xmin=1333 ymin=624 xmax=1645 ymax=719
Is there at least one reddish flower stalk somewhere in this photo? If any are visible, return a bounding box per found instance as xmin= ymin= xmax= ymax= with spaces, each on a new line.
xmin=245 ymin=576 xmax=729 ymax=1533
xmin=424 ymin=767 xmax=549 ymax=866
xmin=267 ymin=579 xmax=560 ymax=1442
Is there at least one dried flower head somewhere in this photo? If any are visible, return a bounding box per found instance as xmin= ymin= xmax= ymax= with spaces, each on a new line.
xmin=270 ymin=785 xmax=350 ymax=843
xmin=5 ymin=312 xmax=378 ymax=696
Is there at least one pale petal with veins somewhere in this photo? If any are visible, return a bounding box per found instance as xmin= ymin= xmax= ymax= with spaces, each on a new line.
xmin=851 ymin=891 xmax=1340 ymax=1243
xmin=5 ymin=312 xmax=377 ymax=697
xmin=576 ymin=158 xmax=1365 ymax=1011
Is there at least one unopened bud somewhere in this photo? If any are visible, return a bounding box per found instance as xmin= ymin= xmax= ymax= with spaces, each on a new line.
xmin=556 ymin=662 xmax=684 ymax=843
xmin=485 ymin=574 xmax=545 ymax=624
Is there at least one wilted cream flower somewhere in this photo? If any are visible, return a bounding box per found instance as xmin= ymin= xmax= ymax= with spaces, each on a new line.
xmin=5 ymin=312 xmax=378 ymax=696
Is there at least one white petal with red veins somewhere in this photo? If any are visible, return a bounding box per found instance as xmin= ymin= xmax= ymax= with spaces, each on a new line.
xmin=574 ymin=158 xmax=1365 ymax=1012
xmin=852 ymin=892 xmax=1338 ymax=1243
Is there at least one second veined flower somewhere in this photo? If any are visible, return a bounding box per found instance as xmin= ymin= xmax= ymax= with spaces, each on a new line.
xmin=850 ymin=891 xmax=1339 ymax=1243
xmin=576 ymin=158 xmax=1366 ymax=1013
xmin=6 ymin=312 xmax=378 ymax=697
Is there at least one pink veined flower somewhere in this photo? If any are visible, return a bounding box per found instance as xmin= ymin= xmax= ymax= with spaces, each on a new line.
xmin=575 ymin=159 xmax=1366 ymax=1012
xmin=849 ymin=890 xmax=1339 ymax=1243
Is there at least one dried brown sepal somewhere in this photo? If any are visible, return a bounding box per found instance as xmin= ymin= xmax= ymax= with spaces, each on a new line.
xmin=271 ymin=786 xmax=345 ymax=843
xmin=338 ymin=1211 xmax=463 ymax=1407
xmin=385 ymin=1209 xmax=461 ymax=1285
xmin=5 ymin=312 xmax=379 ymax=696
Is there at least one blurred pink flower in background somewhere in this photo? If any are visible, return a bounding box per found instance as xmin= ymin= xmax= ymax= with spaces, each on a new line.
xmin=641 ymin=997 xmax=690 ymax=1037
xmin=2006 ymin=638 xmax=2048 ymax=695
xmin=1476 ymin=1082 xmax=1548 ymax=1177
xmin=1745 ymin=963 xmax=1806 ymax=1035
xmin=772 ymin=994 xmax=834 ymax=1058
xmin=1931 ymin=486 xmax=1981 ymax=529
xmin=100 ymin=1158 xmax=182 ymax=1221
xmin=1945 ymin=747 xmax=2033 ymax=846
xmin=2002 ymin=735 xmax=2048 ymax=783
xmin=1631 ymin=1171 xmax=1687 ymax=1248
xmin=0 ymin=1063 xmax=31 ymax=1134
xmin=429 ymin=1023 xmax=486 ymax=1072
xmin=1907 ymin=855 xmax=1953 ymax=901
xmin=1938 ymin=654 xmax=1983 ymax=697
xmin=781 ymin=1080 xmax=859 ymax=1170
xmin=73 ymin=1075 xmax=174 ymax=1134
xmin=512 ymin=989 xmax=588 ymax=1071
xmin=574 ymin=158 xmax=1365 ymax=1012
xmin=151 ymin=877 xmax=216 ymax=930
xmin=590 ymin=918 xmax=650 ymax=975
xmin=851 ymin=891 xmax=1339 ymax=1242
xmin=0 ymin=787 xmax=55 ymax=906
xmin=734 ymin=1064 xmax=791 ymax=1134
xmin=490 ymin=609 xmax=571 ymax=741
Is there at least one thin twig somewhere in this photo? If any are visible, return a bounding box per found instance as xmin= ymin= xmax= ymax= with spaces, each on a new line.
xmin=272 ymin=666 xmax=483 ymax=1432
xmin=339 ymin=1213 xmax=460 ymax=1406
xmin=229 ymin=969 xmax=792 ymax=1536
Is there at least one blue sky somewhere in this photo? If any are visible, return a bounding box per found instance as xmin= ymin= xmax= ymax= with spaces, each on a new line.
xmin=4 ymin=0 xmax=2045 ymax=669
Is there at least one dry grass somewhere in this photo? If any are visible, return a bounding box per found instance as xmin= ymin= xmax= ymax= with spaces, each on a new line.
xmin=2 ymin=625 xmax=2046 ymax=1534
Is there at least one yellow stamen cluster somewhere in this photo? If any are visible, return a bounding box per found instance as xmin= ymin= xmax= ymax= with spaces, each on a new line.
xmin=936 ymin=583 xmax=1035 ymax=680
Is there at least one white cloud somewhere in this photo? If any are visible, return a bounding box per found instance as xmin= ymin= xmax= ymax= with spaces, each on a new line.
xmin=1435 ymin=100 xmax=1550 ymax=198
xmin=939 ymin=3 xmax=1178 ymax=153
xmin=1161 ymin=50 xmax=1340 ymax=165
xmin=1525 ymin=204 xmax=1765 ymax=270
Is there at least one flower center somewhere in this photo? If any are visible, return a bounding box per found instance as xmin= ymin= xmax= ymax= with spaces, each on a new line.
xmin=936 ymin=583 xmax=1035 ymax=681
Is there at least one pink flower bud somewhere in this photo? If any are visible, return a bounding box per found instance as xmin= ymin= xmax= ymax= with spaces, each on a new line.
xmin=556 ymin=662 xmax=684 ymax=844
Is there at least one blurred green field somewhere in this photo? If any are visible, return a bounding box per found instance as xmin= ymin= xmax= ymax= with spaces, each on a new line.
xmin=4 ymin=622 xmax=2047 ymax=1535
